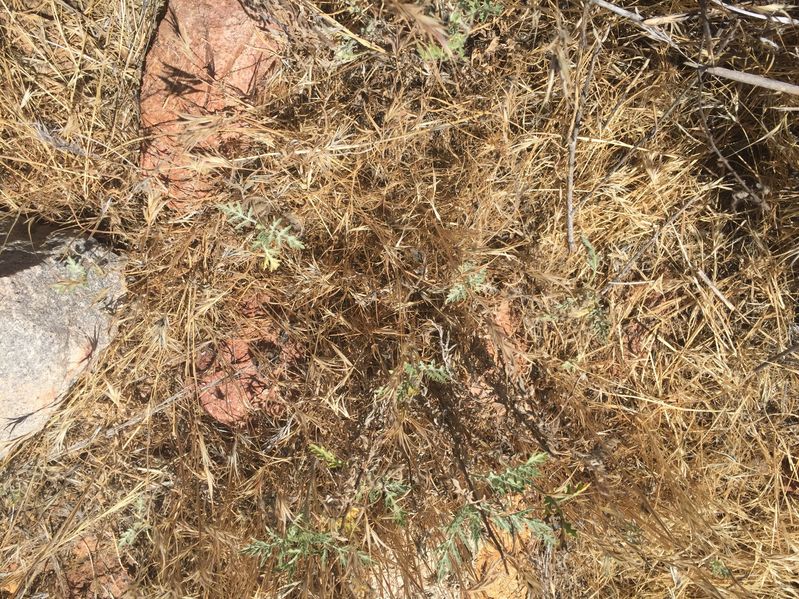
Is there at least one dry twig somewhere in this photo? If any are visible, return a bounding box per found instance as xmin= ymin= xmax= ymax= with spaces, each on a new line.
xmin=590 ymin=0 xmax=677 ymax=46
xmin=710 ymin=0 xmax=799 ymax=26
xmin=567 ymin=30 xmax=606 ymax=252
xmin=692 ymin=64 xmax=799 ymax=96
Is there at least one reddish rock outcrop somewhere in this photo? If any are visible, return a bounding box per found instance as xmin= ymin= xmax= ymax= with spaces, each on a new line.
xmin=139 ymin=0 xmax=282 ymax=205
xmin=195 ymin=323 xmax=299 ymax=426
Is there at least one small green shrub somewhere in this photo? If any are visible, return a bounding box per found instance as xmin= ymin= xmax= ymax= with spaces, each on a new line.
xmin=417 ymin=1 xmax=503 ymax=62
xmin=710 ymin=558 xmax=731 ymax=578
xmin=52 ymin=256 xmax=87 ymax=293
xmin=460 ymin=0 xmax=504 ymax=22
xmin=376 ymin=359 xmax=451 ymax=403
xmin=243 ymin=519 xmax=370 ymax=575
xmin=118 ymin=496 xmax=150 ymax=549
xmin=482 ymin=454 xmax=547 ymax=496
xmin=434 ymin=504 xmax=483 ymax=580
xmin=434 ymin=454 xmax=558 ymax=579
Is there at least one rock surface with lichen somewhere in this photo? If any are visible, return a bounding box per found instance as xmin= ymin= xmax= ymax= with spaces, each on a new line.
xmin=0 ymin=220 xmax=125 ymax=458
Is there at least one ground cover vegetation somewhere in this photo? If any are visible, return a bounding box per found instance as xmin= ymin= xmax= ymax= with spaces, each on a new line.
xmin=1 ymin=0 xmax=799 ymax=596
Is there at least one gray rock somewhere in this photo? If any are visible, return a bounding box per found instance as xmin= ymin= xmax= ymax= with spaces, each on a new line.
xmin=0 ymin=219 xmax=125 ymax=458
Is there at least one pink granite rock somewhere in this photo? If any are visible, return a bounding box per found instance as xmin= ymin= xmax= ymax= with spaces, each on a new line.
xmin=139 ymin=0 xmax=283 ymax=207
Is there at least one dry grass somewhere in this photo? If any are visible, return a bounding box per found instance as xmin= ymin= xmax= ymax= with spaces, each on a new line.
xmin=2 ymin=0 xmax=799 ymax=597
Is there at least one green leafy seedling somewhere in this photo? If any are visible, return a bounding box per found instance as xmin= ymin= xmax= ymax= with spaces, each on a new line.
xmin=52 ymin=256 xmax=88 ymax=293
xmin=483 ymin=454 xmax=548 ymax=496
xmin=368 ymin=479 xmax=411 ymax=526
xmin=581 ymin=234 xmax=600 ymax=275
xmin=446 ymin=261 xmax=488 ymax=304
xmin=243 ymin=519 xmax=370 ymax=575
xmin=218 ymin=202 xmax=304 ymax=271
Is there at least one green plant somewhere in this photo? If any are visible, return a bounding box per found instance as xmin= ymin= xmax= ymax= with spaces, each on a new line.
xmin=375 ymin=359 xmax=451 ymax=403
xmin=434 ymin=504 xmax=483 ymax=580
xmin=589 ymin=301 xmax=610 ymax=340
xmin=52 ymin=256 xmax=87 ymax=293
xmin=459 ymin=0 xmax=503 ymax=22
xmin=308 ymin=443 xmax=344 ymax=469
xmin=218 ymin=202 xmax=304 ymax=271
xmin=446 ymin=261 xmax=488 ymax=304
xmin=118 ymin=496 xmax=150 ymax=549
xmin=709 ymin=558 xmax=731 ymax=578
xmin=417 ymin=1 xmax=502 ymax=62
xmin=344 ymin=0 xmax=367 ymax=17
xmin=542 ymin=484 xmax=584 ymax=539
xmin=418 ymin=32 xmax=467 ymax=62
xmin=581 ymin=234 xmax=600 ymax=275
xmin=412 ymin=360 xmax=450 ymax=383
xmin=490 ymin=508 xmax=556 ymax=544
xmin=553 ymin=291 xmax=610 ymax=342
xmin=435 ymin=455 xmax=559 ymax=579
xmin=622 ymin=520 xmax=643 ymax=546
xmin=434 ymin=502 xmax=556 ymax=580
xmin=243 ymin=519 xmax=370 ymax=575
xmin=482 ymin=454 xmax=547 ymax=495
xmin=334 ymin=38 xmax=359 ymax=63
xmin=481 ymin=456 xmax=560 ymax=543
xmin=367 ymin=478 xmax=411 ymax=526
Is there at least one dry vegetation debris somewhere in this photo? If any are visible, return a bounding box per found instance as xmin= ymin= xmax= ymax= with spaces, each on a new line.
xmin=1 ymin=0 xmax=799 ymax=597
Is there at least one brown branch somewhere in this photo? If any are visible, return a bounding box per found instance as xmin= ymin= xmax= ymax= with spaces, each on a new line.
xmin=594 ymin=0 xmax=799 ymax=95
xmin=590 ymin=0 xmax=678 ymax=47
xmin=753 ymin=342 xmax=799 ymax=373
